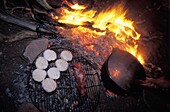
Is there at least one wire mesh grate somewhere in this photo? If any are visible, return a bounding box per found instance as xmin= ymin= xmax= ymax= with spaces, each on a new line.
xmin=28 ymin=45 xmax=101 ymax=112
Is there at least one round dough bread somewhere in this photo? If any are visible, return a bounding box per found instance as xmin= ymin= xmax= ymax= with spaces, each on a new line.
xmin=43 ymin=49 xmax=57 ymax=61
xmin=60 ymin=50 xmax=73 ymax=61
xmin=35 ymin=57 xmax=48 ymax=69
xmin=42 ymin=78 xmax=57 ymax=93
xmin=47 ymin=67 xmax=60 ymax=79
xmin=32 ymin=69 xmax=47 ymax=82
xmin=55 ymin=59 xmax=69 ymax=71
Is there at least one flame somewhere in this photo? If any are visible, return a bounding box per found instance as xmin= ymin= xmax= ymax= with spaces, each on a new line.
xmin=57 ymin=8 xmax=96 ymax=26
xmin=62 ymin=0 xmax=86 ymax=10
xmin=137 ymin=54 xmax=144 ymax=64
xmin=52 ymin=1 xmax=145 ymax=65
xmin=71 ymin=4 xmax=86 ymax=10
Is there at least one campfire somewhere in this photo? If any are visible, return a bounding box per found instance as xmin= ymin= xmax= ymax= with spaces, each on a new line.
xmin=0 ymin=0 xmax=169 ymax=112
xmin=0 ymin=0 xmax=146 ymax=68
xmin=50 ymin=0 xmax=144 ymax=67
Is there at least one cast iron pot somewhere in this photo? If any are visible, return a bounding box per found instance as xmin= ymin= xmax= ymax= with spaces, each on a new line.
xmin=101 ymin=48 xmax=146 ymax=96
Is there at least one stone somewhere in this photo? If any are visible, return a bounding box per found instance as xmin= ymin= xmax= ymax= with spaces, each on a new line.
xmin=23 ymin=38 xmax=49 ymax=63
xmin=17 ymin=103 xmax=40 ymax=112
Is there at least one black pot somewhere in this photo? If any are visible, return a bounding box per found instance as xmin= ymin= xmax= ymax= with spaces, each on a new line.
xmin=101 ymin=48 xmax=146 ymax=96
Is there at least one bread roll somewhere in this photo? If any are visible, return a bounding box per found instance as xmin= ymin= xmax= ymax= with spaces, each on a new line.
xmin=42 ymin=78 xmax=57 ymax=93
xmin=32 ymin=69 xmax=47 ymax=82
xmin=60 ymin=50 xmax=73 ymax=61
xmin=47 ymin=67 xmax=60 ymax=79
xmin=55 ymin=59 xmax=69 ymax=71
xmin=43 ymin=49 xmax=57 ymax=61
xmin=35 ymin=57 xmax=48 ymax=69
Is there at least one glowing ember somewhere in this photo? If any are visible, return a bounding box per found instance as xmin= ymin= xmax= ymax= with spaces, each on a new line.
xmin=52 ymin=1 xmax=144 ymax=65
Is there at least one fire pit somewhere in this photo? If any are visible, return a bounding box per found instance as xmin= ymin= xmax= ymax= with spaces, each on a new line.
xmin=0 ymin=0 xmax=170 ymax=112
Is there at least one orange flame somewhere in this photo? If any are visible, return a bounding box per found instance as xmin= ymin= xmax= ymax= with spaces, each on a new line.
xmin=56 ymin=7 xmax=96 ymax=26
xmin=52 ymin=1 xmax=144 ymax=64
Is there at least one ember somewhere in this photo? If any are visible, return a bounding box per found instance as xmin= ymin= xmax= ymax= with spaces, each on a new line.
xmin=51 ymin=0 xmax=145 ymax=66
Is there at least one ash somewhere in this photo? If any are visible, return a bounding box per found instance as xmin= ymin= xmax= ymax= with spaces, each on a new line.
xmin=5 ymin=64 xmax=31 ymax=107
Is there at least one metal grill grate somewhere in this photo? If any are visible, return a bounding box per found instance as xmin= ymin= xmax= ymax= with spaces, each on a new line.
xmin=28 ymin=45 xmax=101 ymax=112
